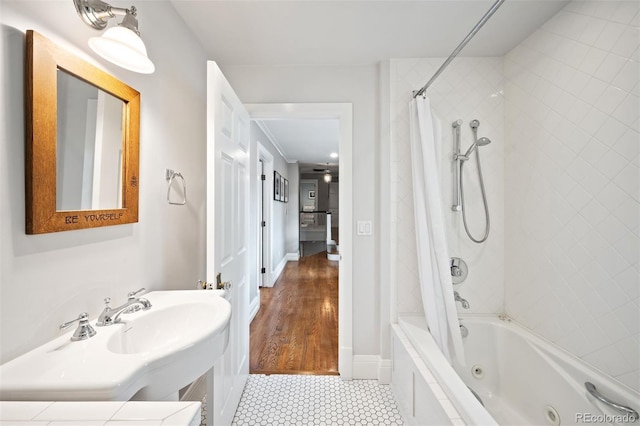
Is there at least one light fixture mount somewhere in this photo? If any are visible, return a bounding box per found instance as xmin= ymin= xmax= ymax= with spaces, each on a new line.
xmin=73 ymin=0 xmax=154 ymax=73
xmin=74 ymin=0 xmax=120 ymax=30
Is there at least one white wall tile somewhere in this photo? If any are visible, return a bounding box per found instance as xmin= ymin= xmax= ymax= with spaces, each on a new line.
xmin=390 ymin=58 xmax=505 ymax=316
xmin=580 ymin=77 xmax=609 ymax=103
xmin=613 ymin=163 xmax=639 ymax=201
xmin=593 ymin=21 xmax=627 ymax=51
xmin=611 ymin=1 xmax=640 ymax=25
xmin=612 ymin=27 xmax=640 ymax=58
xmin=595 ymin=116 xmax=629 ymax=146
xmin=505 ymin=0 xmax=640 ymax=393
xmin=596 ymin=86 xmax=627 ymax=115
xmin=598 ymin=52 xmax=630 ymax=82
xmin=613 ymin=128 xmax=640 ymax=158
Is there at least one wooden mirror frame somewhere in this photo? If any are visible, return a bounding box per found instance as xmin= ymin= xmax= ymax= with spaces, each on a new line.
xmin=25 ymin=30 xmax=140 ymax=234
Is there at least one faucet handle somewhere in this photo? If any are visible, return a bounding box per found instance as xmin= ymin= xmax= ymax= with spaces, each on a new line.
xmin=127 ymin=288 xmax=146 ymax=299
xmin=103 ymin=297 xmax=112 ymax=309
xmin=60 ymin=312 xmax=97 ymax=341
xmin=60 ymin=312 xmax=90 ymax=330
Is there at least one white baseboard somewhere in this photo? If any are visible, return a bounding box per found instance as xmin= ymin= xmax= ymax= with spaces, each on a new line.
xmin=339 ymin=346 xmax=353 ymax=380
xmin=352 ymin=355 xmax=392 ymax=383
xmin=271 ymin=256 xmax=288 ymax=285
xmin=378 ymin=359 xmax=392 ymax=384
xmin=352 ymin=355 xmax=379 ymax=380
xmin=268 ymin=253 xmax=299 ymax=287
xmin=249 ymin=295 xmax=260 ymax=323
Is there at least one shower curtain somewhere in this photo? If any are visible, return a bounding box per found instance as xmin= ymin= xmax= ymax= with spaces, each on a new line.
xmin=409 ymin=96 xmax=465 ymax=365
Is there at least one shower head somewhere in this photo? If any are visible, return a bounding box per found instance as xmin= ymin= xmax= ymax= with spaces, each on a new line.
xmin=463 ymin=137 xmax=492 ymax=158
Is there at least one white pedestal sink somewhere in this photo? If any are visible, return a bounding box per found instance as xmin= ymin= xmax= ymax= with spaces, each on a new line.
xmin=0 ymin=290 xmax=231 ymax=401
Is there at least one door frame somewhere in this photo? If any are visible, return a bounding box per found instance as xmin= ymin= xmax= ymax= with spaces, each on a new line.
xmin=256 ymin=142 xmax=274 ymax=291
xmin=245 ymin=103 xmax=354 ymax=379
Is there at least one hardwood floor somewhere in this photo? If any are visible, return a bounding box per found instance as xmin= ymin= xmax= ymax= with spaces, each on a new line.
xmin=249 ymin=251 xmax=339 ymax=375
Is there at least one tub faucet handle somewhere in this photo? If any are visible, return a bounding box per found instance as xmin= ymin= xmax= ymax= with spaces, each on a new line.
xmin=450 ymin=257 xmax=468 ymax=284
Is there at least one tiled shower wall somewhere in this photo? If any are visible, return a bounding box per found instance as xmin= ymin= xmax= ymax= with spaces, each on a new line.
xmin=390 ymin=58 xmax=505 ymax=315
xmin=504 ymin=1 xmax=639 ymax=391
xmin=390 ymin=0 xmax=639 ymax=393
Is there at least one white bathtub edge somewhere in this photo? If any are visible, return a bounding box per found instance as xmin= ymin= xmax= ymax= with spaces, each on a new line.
xmin=396 ymin=315 xmax=498 ymax=426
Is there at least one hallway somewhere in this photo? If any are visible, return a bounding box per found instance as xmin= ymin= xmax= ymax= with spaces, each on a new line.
xmin=249 ymin=251 xmax=339 ymax=375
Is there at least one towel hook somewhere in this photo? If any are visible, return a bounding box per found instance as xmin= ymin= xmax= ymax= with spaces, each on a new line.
xmin=166 ymin=169 xmax=187 ymax=205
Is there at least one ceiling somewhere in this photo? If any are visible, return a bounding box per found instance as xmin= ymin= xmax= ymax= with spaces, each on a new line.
xmin=170 ymin=0 xmax=568 ymax=167
xmin=170 ymin=0 xmax=569 ymax=67
xmin=255 ymin=119 xmax=340 ymax=173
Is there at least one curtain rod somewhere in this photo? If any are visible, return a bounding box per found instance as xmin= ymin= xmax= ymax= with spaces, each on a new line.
xmin=413 ymin=0 xmax=506 ymax=98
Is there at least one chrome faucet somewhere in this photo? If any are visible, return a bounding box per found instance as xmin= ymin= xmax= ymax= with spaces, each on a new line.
xmin=454 ymin=291 xmax=470 ymax=309
xmin=96 ymin=288 xmax=151 ymax=326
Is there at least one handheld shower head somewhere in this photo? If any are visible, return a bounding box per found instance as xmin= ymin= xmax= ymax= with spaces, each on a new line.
xmin=463 ymin=137 xmax=492 ymax=158
xmin=477 ymin=137 xmax=491 ymax=146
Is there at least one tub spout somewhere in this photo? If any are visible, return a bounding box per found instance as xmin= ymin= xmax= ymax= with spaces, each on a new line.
xmin=454 ymin=291 xmax=470 ymax=309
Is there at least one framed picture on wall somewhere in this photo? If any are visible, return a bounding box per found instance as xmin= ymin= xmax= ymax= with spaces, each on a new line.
xmin=279 ymin=176 xmax=285 ymax=202
xmin=308 ymin=190 xmax=316 ymax=199
xmin=284 ymin=179 xmax=289 ymax=203
xmin=274 ymin=171 xmax=281 ymax=201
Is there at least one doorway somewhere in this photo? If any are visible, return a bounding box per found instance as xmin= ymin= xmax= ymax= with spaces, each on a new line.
xmin=245 ymin=103 xmax=353 ymax=378
xmin=250 ymin=143 xmax=275 ymax=321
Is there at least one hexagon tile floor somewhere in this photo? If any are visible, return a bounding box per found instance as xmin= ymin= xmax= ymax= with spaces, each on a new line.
xmin=210 ymin=374 xmax=405 ymax=425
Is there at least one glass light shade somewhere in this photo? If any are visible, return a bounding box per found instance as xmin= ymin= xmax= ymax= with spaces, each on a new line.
xmin=324 ymin=173 xmax=332 ymax=183
xmin=89 ymin=26 xmax=155 ymax=74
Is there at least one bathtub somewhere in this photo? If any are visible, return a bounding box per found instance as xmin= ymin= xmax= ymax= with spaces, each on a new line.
xmin=392 ymin=315 xmax=640 ymax=425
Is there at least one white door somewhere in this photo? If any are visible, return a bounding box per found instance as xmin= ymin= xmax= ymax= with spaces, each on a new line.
xmin=206 ymin=61 xmax=250 ymax=426
xmin=258 ymin=159 xmax=266 ymax=288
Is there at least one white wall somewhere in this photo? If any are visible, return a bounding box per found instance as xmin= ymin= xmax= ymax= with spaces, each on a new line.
xmin=223 ymin=64 xmax=381 ymax=356
xmin=0 ymin=1 xmax=209 ymax=363
xmin=286 ymin=163 xmax=300 ymax=255
xmin=390 ymin=57 xmax=505 ymax=317
xmin=504 ymin=0 xmax=639 ymax=392
xmin=248 ymin=122 xmax=290 ymax=283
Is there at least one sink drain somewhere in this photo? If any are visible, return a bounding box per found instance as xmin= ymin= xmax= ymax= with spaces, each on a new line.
xmin=544 ymin=405 xmax=561 ymax=426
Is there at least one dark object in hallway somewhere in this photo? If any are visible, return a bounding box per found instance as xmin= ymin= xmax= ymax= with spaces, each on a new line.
xmin=250 ymin=251 xmax=338 ymax=375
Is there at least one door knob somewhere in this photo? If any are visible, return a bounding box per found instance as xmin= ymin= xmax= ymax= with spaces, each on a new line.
xmin=216 ymin=272 xmax=232 ymax=290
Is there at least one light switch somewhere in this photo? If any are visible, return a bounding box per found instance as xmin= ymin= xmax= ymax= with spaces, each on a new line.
xmin=357 ymin=220 xmax=373 ymax=236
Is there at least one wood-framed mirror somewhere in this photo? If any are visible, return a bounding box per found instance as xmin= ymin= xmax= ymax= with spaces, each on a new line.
xmin=25 ymin=30 xmax=140 ymax=234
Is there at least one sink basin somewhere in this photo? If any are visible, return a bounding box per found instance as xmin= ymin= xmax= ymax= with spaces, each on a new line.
xmin=0 ymin=290 xmax=231 ymax=401
xmin=107 ymin=302 xmax=219 ymax=355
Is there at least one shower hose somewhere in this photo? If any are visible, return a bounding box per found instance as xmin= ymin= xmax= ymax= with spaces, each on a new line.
xmin=460 ymin=148 xmax=490 ymax=243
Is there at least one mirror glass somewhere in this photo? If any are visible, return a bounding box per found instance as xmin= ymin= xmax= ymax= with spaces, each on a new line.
xmin=56 ymin=69 xmax=124 ymax=211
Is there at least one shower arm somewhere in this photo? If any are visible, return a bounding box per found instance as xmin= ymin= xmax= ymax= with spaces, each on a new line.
xmin=413 ymin=0 xmax=505 ymax=98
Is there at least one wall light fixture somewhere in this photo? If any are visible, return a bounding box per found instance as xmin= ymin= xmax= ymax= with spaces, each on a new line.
xmin=73 ymin=0 xmax=155 ymax=74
